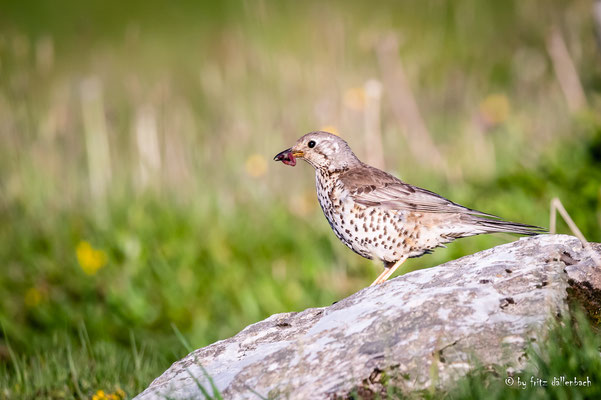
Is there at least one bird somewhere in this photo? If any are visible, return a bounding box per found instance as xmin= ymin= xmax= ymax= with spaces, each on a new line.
xmin=274 ymin=131 xmax=545 ymax=286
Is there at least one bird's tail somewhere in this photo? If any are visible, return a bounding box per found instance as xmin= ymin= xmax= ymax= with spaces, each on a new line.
xmin=471 ymin=217 xmax=547 ymax=236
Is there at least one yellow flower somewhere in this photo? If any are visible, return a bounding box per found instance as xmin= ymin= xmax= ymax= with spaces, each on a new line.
xmin=319 ymin=125 xmax=340 ymax=136
xmin=92 ymin=389 xmax=106 ymax=400
xmin=91 ymin=388 xmax=125 ymax=400
xmin=343 ymin=87 xmax=366 ymax=111
xmin=479 ymin=93 xmax=510 ymax=126
xmin=24 ymin=287 xmax=42 ymax=307
xmin=76 ymin=241 xmax=107 ymax=275
xmin=244 ymin=153 xmax=267 ymax=178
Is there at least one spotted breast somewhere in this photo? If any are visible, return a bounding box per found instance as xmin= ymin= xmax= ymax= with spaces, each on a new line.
xmin=315 ymin=168 xmax=432 ymax=263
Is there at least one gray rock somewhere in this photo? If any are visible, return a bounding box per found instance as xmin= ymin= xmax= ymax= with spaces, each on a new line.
xmin=562 ymin=242 xmax=601 ymax=322
xmin=135 ymin=235 xmax=600 ymax=400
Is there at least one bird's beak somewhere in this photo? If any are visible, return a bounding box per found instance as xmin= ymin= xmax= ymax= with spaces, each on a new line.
xmin=274 ymin=148 xmax=304 ymax=167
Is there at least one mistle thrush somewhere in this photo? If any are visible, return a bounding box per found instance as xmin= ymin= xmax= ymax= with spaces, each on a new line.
xmin=274 ymin=131 xmax=545 ymax=286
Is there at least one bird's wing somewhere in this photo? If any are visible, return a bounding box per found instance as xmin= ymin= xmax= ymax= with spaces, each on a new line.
xmin=339 ymin=166 xmax=499 ymax=218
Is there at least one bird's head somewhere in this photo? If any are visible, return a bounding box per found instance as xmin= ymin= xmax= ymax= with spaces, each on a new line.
xmin=274 ymin=131 xmax=360 ymax=171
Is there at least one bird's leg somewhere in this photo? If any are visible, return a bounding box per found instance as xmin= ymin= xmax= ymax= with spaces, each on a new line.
xmin=370 ymin=256 xmax=408 ymax=286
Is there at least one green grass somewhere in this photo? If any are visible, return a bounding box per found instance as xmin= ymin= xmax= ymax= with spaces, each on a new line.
xmin=0 ymin=327 xmax=168 ymax=399
xmin=0 ymin=0 xmax=600 ymax=398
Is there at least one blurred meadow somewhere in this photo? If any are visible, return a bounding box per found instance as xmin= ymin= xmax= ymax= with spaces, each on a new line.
xmin=1 ymin=0 xmax=601 ymax=398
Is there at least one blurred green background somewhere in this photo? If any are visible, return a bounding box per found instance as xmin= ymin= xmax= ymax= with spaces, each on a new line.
xmin=1 ymin=0 xmax=600 ymax=398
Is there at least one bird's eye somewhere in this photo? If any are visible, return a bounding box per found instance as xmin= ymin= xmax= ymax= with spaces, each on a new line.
xmin=308 ymin=140 xmax=316 ymax=148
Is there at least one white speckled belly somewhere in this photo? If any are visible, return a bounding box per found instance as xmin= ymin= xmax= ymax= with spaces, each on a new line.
xmin=315 ymin=172 xmax=429 ymax=262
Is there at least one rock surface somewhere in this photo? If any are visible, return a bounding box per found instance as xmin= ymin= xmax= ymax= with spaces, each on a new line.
xmin=136 ymin=235 xmax=600 ymax=400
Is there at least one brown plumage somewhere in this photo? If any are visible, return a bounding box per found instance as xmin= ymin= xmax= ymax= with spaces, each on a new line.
xmin=274 ymin=131 xmax=545 ymax=286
